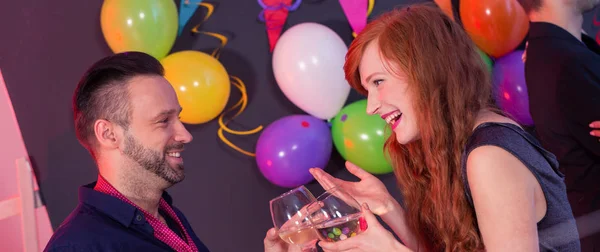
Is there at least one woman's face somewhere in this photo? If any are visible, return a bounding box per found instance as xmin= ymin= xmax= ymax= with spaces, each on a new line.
xmin=359 ymin=42 xmax=420 ymax=144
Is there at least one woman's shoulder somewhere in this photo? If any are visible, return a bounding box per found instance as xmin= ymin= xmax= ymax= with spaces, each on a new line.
xmin=467 ymin=110 xmax=535 ymax=149
xmin=472 ymin=110 xmax=521 ymax=131
xmin=464 ymin=110 xmax=560 ymax=180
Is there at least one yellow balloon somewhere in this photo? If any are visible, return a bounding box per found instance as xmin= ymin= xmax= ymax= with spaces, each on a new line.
xmin=161 ymin=51 xmax=230 ymax=124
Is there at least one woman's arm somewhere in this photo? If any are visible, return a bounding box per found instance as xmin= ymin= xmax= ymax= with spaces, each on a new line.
xmin=379 ymin=199 xmax=421 ymax=251
xmin=466 ymin=146 xmax=542 ymax=252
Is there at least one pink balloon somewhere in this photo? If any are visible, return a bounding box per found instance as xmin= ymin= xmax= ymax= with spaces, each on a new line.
xmin=272 ymin=23 xmax=351 ymax=120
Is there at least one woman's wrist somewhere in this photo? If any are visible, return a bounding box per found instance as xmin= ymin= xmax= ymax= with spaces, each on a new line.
xmin=381 ymin=196 xmax=403 ymax=218
xmin=390 ymin=231 xmax=412 ymax=252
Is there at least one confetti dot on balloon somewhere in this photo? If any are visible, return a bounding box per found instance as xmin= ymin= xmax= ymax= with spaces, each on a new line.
xmin=341 ymin=114 xmax=348 ymax=122
xmin=301 ymin=121 xmax=310 ymax=127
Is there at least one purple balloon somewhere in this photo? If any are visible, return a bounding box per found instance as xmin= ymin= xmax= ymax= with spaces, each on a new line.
xmin=492 ymin=50 xmax=534 ymax=126
xmin=256 ymin=115 xmax=332 ymax=188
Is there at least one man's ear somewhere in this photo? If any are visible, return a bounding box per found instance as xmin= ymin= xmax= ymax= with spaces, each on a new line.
xmin=94 ymin=119 xmax=121 ymax=149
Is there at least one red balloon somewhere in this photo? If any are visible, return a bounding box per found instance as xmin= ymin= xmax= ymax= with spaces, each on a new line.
xmin=460 ymin=0 xmax=529 ymax=58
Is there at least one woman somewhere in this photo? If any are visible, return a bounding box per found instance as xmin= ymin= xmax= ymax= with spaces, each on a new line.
xmin=265 ymin=3 xmax=580 ymax=252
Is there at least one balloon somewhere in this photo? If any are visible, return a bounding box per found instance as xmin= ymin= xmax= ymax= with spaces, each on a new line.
xmin=477 ymin=47 xmax=493 ymax=73
xmin=331 ymin=100 xmax=393 ymax=174
xmin=434 ymin=0 xmax=455 ymax=20
xmin=460 ymin=0 xmax=529 ymax=58
xmin=492 ymin=50 xmax=533 ymax=126
xmin=100 ymin=0 xmax=177 ymax=60
xmin=256 ymin=115 xmax=333 ymax=188
xmin=161 ymin=51 xmax=230 ymax=124
xmin=273 ymin=22 xmax=351 ymax=120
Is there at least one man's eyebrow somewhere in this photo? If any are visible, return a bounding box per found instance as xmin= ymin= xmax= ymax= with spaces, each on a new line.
xmin=150 ymin=108 xmax=182 ymax=121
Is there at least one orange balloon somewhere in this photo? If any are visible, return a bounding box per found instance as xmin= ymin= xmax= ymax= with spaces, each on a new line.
xmin=460 ymin=0 xmax=529 ymax=58
xmin=434 ymin=0 xmax=455 ymax=20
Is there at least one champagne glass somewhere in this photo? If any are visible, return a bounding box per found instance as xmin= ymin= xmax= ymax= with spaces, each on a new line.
xmin=270 ymin=186 xmax=319 ymax=252
xmin=306 ymin=187 xmax=367 ymax=242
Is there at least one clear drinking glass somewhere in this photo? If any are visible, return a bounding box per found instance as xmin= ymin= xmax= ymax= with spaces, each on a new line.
xmin=306 ymin=187 xmax=367 ymax=242
xmin=270 ymin=186 xmax=319 ymax=251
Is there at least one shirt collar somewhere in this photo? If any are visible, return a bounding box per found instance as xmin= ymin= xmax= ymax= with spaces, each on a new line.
xmin=78 ymin=181 xmax=175 ymax=227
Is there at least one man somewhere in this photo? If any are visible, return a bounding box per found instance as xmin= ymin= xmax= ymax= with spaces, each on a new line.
xmin=44 ymin=52 xmax=210 ymax=252
xmin=519 ymin=0 xmax=600 ymax=250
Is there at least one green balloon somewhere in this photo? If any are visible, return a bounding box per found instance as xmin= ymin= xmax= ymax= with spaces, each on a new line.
xmin=476 ymin=48 xmax=493 ymax=73
xmin=100 ymin=0 xmax=178 ymax=60
xmin=331 ymin=100 xmax=393 ymax=174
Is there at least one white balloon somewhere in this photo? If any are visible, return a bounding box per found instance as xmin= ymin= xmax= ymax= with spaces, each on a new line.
xmin=272 ymin=22 xmax=351 ymax=120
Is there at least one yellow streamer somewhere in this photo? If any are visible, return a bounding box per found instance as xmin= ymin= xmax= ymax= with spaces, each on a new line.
xmin=188 ymin=2 xmax=262 ymax=157
xmin=352 ymin=0 xmax=376 ymax=38
xmin=198 ymin=31 xmax=228 ymax=59
xmin=190 ymin=3 xmax=229 ymax=58
xmin=367 ymin=0 xmax=375 ymax=16
xmin=190 ymin=2 xmax=215 ymax=32
xmin=217 ymin=76 xmax=264 ymax=157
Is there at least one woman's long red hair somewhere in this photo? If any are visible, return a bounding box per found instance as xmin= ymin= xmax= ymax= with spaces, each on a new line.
xmin=344 ymin=3 xmax=494 ymax=251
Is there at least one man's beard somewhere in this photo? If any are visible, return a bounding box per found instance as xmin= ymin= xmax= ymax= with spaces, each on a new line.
xmin=122 ymin=132 xmax=185 ymax=184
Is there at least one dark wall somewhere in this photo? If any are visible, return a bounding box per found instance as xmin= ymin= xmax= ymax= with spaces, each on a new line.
xmin=0 ymin=1 xmax=598 ymax=251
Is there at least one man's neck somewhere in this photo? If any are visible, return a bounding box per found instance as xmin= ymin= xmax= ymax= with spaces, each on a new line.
xmin=96 ymin=166 xmax=165 ymax=218
xmin=529 ymin=3 xmax=584 ymax=41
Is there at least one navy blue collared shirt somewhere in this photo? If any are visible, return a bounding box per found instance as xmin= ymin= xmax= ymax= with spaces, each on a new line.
xmin=43 ymin=182 xmax=210 ymax=252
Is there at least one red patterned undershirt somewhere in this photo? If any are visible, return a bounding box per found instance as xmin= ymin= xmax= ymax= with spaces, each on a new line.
xmin=94 ymin=175 xmax=199 ymax=252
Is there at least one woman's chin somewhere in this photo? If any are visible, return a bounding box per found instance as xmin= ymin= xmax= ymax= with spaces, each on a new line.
xmin=394 ymin=128 xmax=418 ymax=145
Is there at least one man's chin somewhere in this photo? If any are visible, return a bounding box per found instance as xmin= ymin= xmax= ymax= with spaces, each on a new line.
xmin=164 ymin=167 xmax=185 ymax=184
xmin=158 ymin=175 xmax=184 ymax=186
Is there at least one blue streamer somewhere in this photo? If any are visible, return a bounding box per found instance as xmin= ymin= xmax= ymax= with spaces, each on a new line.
xmin=178 ymin=0 xmax=203 ymax=36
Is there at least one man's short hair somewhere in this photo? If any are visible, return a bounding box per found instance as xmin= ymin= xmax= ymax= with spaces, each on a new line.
xmin=73 ymin=51 xmax=164 ymax=157
xmin=516 ymin=0 xmax=543 ymax=14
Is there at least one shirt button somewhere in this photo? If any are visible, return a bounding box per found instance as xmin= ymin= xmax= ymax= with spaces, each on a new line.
xmin=136 ymin=214 xmax=143 ymax=221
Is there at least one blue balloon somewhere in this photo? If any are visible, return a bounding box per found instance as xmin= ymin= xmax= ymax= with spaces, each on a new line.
xmin=256 ymin=115 xmax=332 ymax=188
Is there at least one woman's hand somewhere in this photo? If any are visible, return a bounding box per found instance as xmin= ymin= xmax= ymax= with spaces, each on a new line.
xmin=590 ymin=121 xmax=600 ymax=141
xmin=309 ymin=161 xmax=396 ymax=215
xmin=318 ymin=203 xmax=410 ymax=252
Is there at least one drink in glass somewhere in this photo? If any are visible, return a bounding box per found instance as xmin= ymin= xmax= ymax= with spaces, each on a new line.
xmin=306 ymin=187 xmax=367 ymax=242
xmin=270 ymin=186 xmax=319 ymax=251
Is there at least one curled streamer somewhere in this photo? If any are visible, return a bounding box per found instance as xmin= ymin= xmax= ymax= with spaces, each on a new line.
xmin=190 ymin=2 xmax=263 ymax=157
xmin=218 ymin=77 xmax=264 ymax=157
